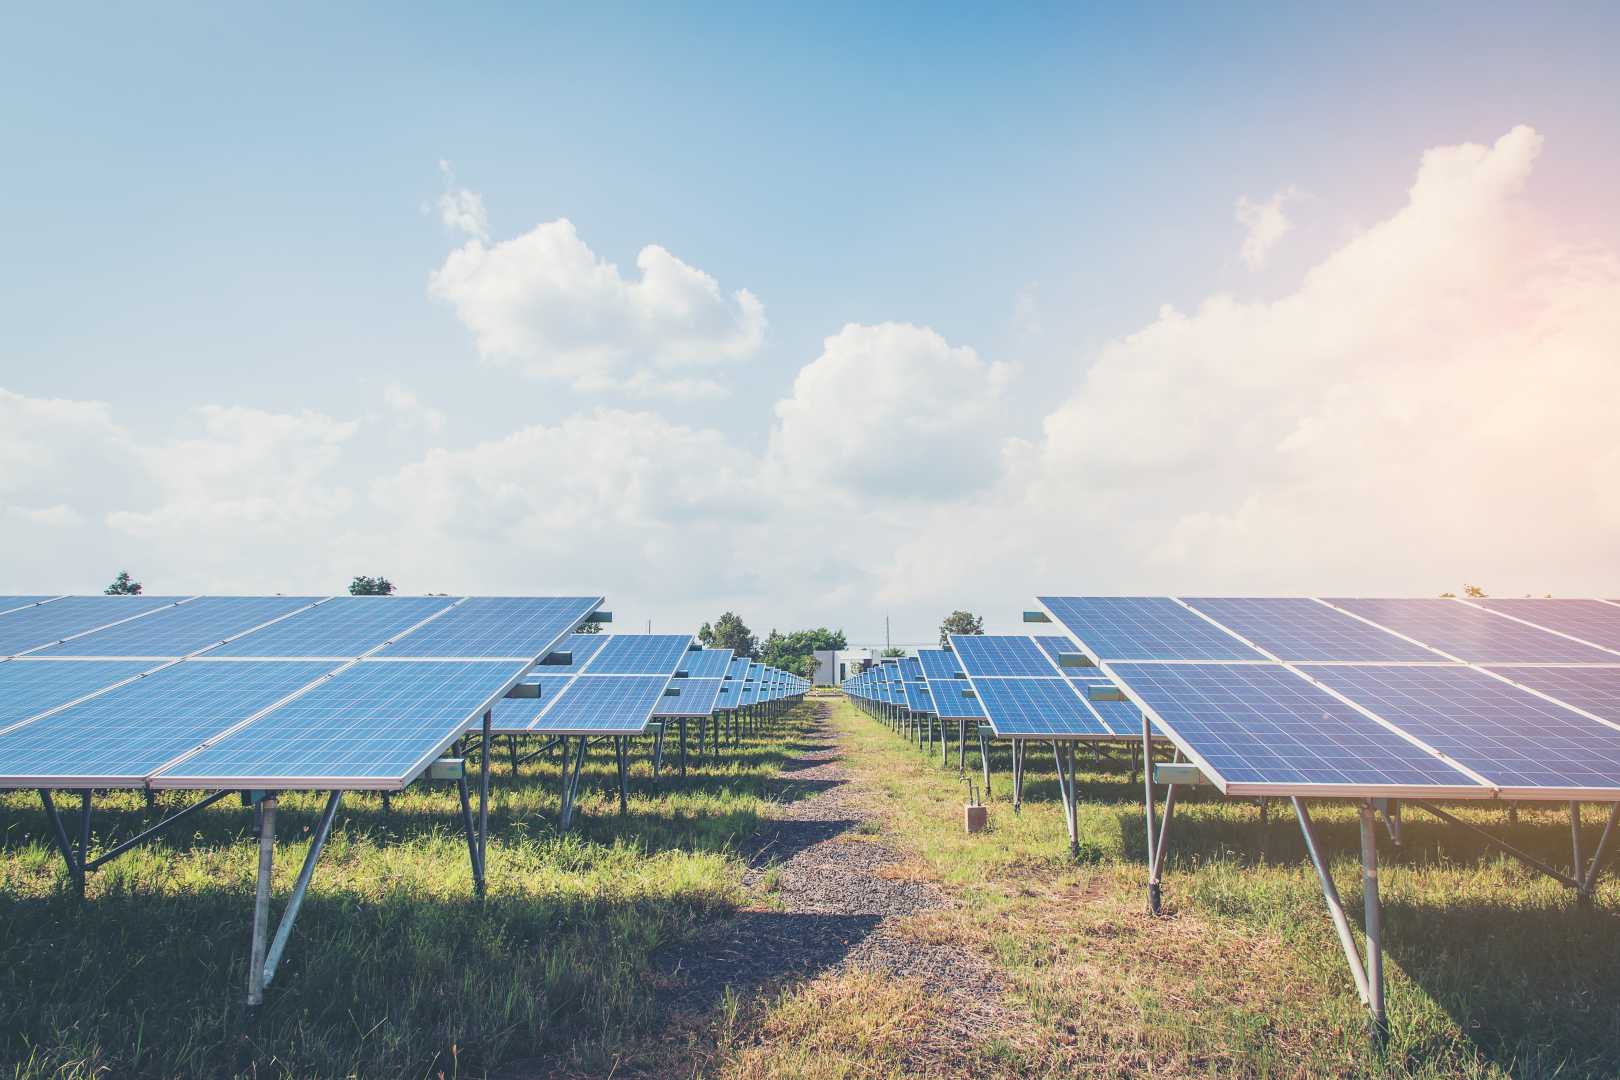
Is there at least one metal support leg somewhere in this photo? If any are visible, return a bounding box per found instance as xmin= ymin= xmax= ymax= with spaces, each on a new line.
xmin=246 ymin=796 xmax=277 ymax=1006
xmin=478 ymin=710 xmax=491 ymax=887
xmin=958 ymin=719 xmax=966 ymax=772
xmin=1293 ymin=798 xmax=1373 ymax=1008
xmin=261 ymin=791 xmax=342 ymax=991
xmin=978 ymin=728 xmax=991 ymax=798
xmin=559 ymin=736 xmax=589 ymax=831
xmin=1142 ymin=714 xmax=1158 ymax=913
xmin=1360 ymin=802 xmax=1387 ymax=1041
xmin=77 ymin=791 xmax=92 ymax=893
xmin=1052 ymin=742 xmax=1079 ymax=858
xmin=457 ymin=775 xmax=483 ymax=893
xmin=616 ymin=736 xmax=629 ymax=815
xmin=1012 ymin=740 xmax=1025 ymax=811
xmin=679 ymin=718 xmax=688 ymax=781
xmin=1412 ymin=801 xmax=1582 ymax=889
xmin=38 ymin=790 xmax=83 ymax=892
xmin=509 ymin=734 xmax=519 ymax=781
xmin=1583 ymin=803 xmax=1620 ymax=894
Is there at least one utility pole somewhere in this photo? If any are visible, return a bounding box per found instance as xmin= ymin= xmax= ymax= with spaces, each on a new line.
xmin=885 ymin=615 xmax=890 ymax=653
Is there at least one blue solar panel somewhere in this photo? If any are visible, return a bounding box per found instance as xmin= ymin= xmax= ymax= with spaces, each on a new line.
xmin=155 ymin=660 xmax=520 ymax=788
xmin=951 ymin=634 xmax=1059 ymax=677
xmin=917 ymin=648 xmax=966 ymax=683
xmin=0 ymin=659 xmax=155 ymax=731
xmin=1182 ymin=597 xmax=1439 ymax=662
xmin=1064 ymin=677 xmax=1143 ymax=737
xmin=0 ymin=660 xmax=334 ymax=786
xmin=529 ymin=675 xmax=668 ymax=733
xmin=374 ymin=596 xmax=599 ymax=658
xmin=1486 ymin=666 xmax=1620 ymax=727
xmin=0 ymin=595 xmax=184 ymax=657
xmin=208 ymin=596 xmax=460 ymax=657
xmin=654 ymin=677 xmax=724 ymax=717
xmin=36 ymin=596 xmax=322 ymax=658
xmin=1475 ymin=600 xmax=1620 ymax=653
xmin=715 ymin=680 xmax=742 ymax=708
xmin=1039 ymin=596 xmax=1265 ymax=661
xmin=680 ymin=648 xmax=733 ymax=678
xmin=529 ymin=633 xmax=611 ymax=674
xmin=1302 ymin=664 xmax=1620 ymax=794
xmin=1323 ymin=598 xmax=1614 ymax=664
xmin=971 ymin=678 xmax=1110 ymax=738
xmin=903 ymin=680 xmax=935 ymax=713
xmin=1109 ymin=662 xmax=1484 ymax=795
xmin=488 ymin=673 xmax=578 ymax=731
xmin=585 ymin=634 xmax=692 ymax=675
xmin=0 ymin=597 xmax=56 ymax=615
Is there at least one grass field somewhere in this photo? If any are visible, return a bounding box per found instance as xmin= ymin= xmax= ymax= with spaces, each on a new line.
xmin=4 ymin=695 xmax=1619 ymax=1078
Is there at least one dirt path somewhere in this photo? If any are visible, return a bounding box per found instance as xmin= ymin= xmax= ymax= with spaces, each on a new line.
xmin=653 ymin=699 xmax=1020 ymax=1058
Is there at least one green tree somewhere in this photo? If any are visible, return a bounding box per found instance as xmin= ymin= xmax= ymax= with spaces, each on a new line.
xmin=794 ymin=652 xmax=822 ymax=679
xmin=697 ymin=621 xmax=714 ymax=646
xmin=1463 ymin=583 xmax=1487 ymax=598
xmin=881 ymin=646 xmax=906 ymax=658
xmin=574 ymin=618 xmax=602 ymax=634
xmin=761 ymin=627 xmax=848 ymax=672
xmin=938 ymin=610 xmax=984 ymax=647
xmin=349 ymin=575 xmax=396 ymax=596
xmin=707 ymin=612 xmax=757 ymax=659
xmin=104 ymin=570 xmax=142 ymax=595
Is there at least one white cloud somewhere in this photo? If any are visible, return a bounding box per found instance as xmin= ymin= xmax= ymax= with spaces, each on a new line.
xmin=435 ymin=160 xmax=489 ymax=241
xmin=5 ymin=504 xmax=83 ymax=527
xmin=881 ymin=124 xmax=1620 ymax=605
xmin=768 ymin=322 xmax=1012 ymax=498
xmin=383 ymin=381 xmax=446 ymax=433
xmin=429 ymin=216 xmax=766 ymax=396
xmin=1012 ymin=281 xmax=1041 ymax=334
xmin=1235 ymin=186 xmax=1299 ymax=270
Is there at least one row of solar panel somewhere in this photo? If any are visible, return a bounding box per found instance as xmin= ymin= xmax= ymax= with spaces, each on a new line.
xmin=1034 ymin=597 xmax=1620 ymax=800
xmin=0 ymin=596 xmax=602 ymax=790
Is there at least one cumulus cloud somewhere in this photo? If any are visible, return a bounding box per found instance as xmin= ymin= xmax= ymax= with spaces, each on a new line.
xmin=383 ymin=381 xmax=446 ymax=433
xmin=1235 ymin=186 xmax=1300 ymax=269
xmin=435 ymin=160 xmax=489 ymax=241
xmin=880 ymin=124 xmax=1620 ymax=604
xmin=429 ymin=216 xmax=765 ymax=396
xmin=768 ymin=322 xmax=1012 ymax=498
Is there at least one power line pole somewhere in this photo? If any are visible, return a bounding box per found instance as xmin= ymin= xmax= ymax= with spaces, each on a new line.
xmin=885 ymin=615 xmax=890 ymax=653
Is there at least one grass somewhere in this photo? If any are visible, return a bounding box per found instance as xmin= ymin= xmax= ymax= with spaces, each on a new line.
xmin=815 ymin=695 xmax=1620 ymax=1078
xmin=0 ymin=712 xmax=813 ymax=1078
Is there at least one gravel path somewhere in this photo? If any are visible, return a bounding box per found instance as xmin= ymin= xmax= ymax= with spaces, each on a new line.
xmin=656 ymin=700 xmax=1013 ymax=1033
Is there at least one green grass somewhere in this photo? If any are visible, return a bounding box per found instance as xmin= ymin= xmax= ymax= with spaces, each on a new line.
xmin=825 ymin=697 xmax=1620 ymax=1078
xmin=0 ymin=712 xmax=813 ymax=1078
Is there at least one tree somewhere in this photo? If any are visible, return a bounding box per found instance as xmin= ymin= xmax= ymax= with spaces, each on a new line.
xmin=761 ymin=627 xmax=848 ymax=673
xmin=938 ymin=610 xmax=984 ymax=647
xmin=349 ymin=575 xmax=396 ymax=596
xmin=881 ymin=646 xmax=906 ymax=658
xmin=1463 ymin=584 xmax=1488 ymax=598
xmin=707 ymin=612 xmax=757 ymax=659
xmin=574 ymin=618 xmax=602 ymax=634
xmin=794 ymin=652 xmax=822 ymax=680
xmin=697 ymin=621 xmax=714 ymax=646
xmin=104 ymin=571 xmax=142 ymax=595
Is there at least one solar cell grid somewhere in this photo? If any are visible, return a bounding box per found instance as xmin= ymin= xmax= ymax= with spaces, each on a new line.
xmin=654 ymin=677 xmax=724 ymax=717
xmin=951 ymin=635 xmax=1057 ymax=677
xmin=1182 ymin=597 xmax=1439 ymax=662
xmin=680 ymin=648 xmax=733 ymax=678
xmin=0 ymin=597 xmax=55 ymax=615
xmin=0 ymin=659 xmax=155 ymax=731
xmin=208 ymin=595 xmax=459 ymax=657
xmin=529 ymin=675 xmax=668 ymax=733
xmin=1486 ymin=666 xmax=1620 ymax=727
xmin=530 ymin=633 xmax=611 ymax=674
xmin=35 ymin=596 xmax=322 ymax=658
xmin=917 ymin=648 xmax=966 ymax=683
xmin=157 ymin=660 xmax=520 ymax=788
xmin=0 ymin=595 xmax=183 ymax=657
xmin=1475 ymin=599 xmax=1620 ymax=653
xmin=376 ymin=596 xmax=599 ymax=658
xmin=1302 ymin=664 xmax=1620 ymax=795
xmin=1040 ymin=596 xmax=1265 ymax=661
xmin=972 ymin=678 xmax=1109 ymax=738
xmin=584 ymin=634 xmax=692 ymax=675
xmin=1323 ymin=598 xmax=1615 ymax=664
xmin=0 ymin=660 xmax=335 ymax=787
xmin=1108 ymin=662 xmax=1485 ymax=795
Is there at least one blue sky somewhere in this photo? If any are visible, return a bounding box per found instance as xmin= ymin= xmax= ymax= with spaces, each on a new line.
xmin=4 ymin=4 xmax=1618 ymax=640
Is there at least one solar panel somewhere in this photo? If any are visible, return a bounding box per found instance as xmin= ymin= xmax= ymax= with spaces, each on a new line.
xmin=0 ymin=659 xmax=155 ymax=731
xmin=34 ymin=596 xmax=322 ymax=658
xmin=584 ymin=634 xmax=692 ymax=675
xmin=0 ymin=595 xmax=184 ymax=657
xmin=528 ymin=633 xmax=611 ymax=674
xmin=951 ymin=635 xmax=1060 ymax=677
xmin=1475 ymin=599 xmax=1620 ymax=653
xmin=917 ymin=648 xmax=967 ymax=684
xmin=207 ymin=595 xmax=460 ymax=657
xmin=1301 ymin=664 xmax=1620 ymax=796
xmin=971 ymin=677 xmax=1111 ymax=737
xmin=654 ymin=677 xmax=724 ymax=717
xmin=1039 ymin=596 xmax=1265 ymax=661
xmin=1323 ymin=598 xmax=1615 ymax=664
xmin=154 ymin=660 xmax=522 ymax=789
xmin=1487 ymin=666 xmax=1620 ymax=727
xmin=0 ymin=660 xmax=335 ymax=787
xmin=0 ymin=596 xmax=56 ymax=615
xmin=903 ymin=680 xmax=934 ymax=713
xmin=528 ymin=675 xmax=669 ymax=733
xmin=1182 ymin=597 xmax=1439 ymax=662
xmin=1109 ymin=662 xmax=1486 ymax=796
xmin=374 ymin=596 xmax=600 ymax=658
xmin=680 ymin=648 xmax=733 ymax=678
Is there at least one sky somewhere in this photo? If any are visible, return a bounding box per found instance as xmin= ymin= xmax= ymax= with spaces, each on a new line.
xmin=3 ymin=3 xmax=1618 ymax=641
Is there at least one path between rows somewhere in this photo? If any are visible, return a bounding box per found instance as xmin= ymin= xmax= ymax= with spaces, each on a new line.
xmin=649 ymin=699 xmax=1023 ymax=1070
